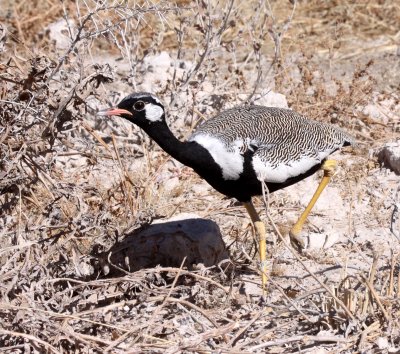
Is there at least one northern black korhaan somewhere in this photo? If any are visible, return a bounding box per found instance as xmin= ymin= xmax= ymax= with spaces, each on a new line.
xmin=98 ymin=92 xmax=355 ymax=291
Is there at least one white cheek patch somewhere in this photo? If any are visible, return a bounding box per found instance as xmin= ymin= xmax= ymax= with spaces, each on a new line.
xmin=145 ymin=104 xmax=164 ymax=122
xmin=190 ymin=134 xmax=244 ymax=180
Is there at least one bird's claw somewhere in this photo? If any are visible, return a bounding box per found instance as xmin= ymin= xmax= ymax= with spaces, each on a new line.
xmin=289 ymin=231 xmax=306 ymax=253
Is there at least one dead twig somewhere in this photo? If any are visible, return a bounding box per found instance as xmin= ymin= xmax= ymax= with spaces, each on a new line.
xmin=250 ymin=334 xmax=352 ymax=351
xmin=0 ymin=329 xmax=61 ymax=354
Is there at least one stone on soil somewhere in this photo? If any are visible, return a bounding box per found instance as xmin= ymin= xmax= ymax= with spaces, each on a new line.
xmin=106 ymin=213 xmax=229 ymax=272
xmin=377 ymin=141 xmax=400 ymax=175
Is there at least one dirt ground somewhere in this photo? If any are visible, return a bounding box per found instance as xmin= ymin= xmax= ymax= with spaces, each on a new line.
xmin=1 ymin=1 xmax=400 ymax=353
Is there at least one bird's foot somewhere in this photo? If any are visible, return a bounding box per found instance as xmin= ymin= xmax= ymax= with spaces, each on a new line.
xmin=289 ymin=228 xmax=306 ymax=253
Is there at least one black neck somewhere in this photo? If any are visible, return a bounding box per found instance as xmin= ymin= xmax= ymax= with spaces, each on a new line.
xmin=139 ymin=119 xmax=220 ymax=176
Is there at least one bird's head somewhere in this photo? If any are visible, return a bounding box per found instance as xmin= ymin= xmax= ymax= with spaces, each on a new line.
xmin=98 ymin=92 xmax=165 ymax=126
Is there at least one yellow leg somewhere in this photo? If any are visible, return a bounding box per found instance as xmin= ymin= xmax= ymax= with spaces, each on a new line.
xmin=289 ymin=159 xmax=338 ymax=252
xmin=243 ymin=200 xmax=267 ymax=294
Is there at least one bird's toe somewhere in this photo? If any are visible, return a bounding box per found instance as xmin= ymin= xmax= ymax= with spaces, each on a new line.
xmin=289 ymin=230 xmax=306 ymax=253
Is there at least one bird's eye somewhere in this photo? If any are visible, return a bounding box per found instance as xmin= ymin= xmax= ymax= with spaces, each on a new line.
xmin=133 ymin=101 xmax=145 ymax=111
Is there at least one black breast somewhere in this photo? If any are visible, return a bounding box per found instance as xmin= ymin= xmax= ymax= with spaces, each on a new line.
xmin=191 ymin=146 xmax=323 ymax=202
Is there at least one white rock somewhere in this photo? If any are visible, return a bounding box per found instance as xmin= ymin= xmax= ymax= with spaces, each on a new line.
xmin=46 ymin=19 xmax=75 ymax=50
xmin=143 ymin=51 xmax=173 ymax=70
xmin=254 ymin=90 xmax=289 ymax=108
xmin=360 ymin=92 xmax=400 ymax=125
xmin=285 ymin=176 xmax=346 ymax=219
xmin=192 ymin=182 xmax=212 ymax=196
xmin=140 ymin=52 xmax=193 ymax=93
xmin=307 ymin=228 xmax=342 ymax=250
xmin=162 ymin=176 xmax=180 ymax=194
xmin=363 ymin=104 xmax=383 ymax=121
xmin=282 ymin=173 xmax=348 ymax=249
xmin=376 ymin=336 xmax=389 ymax=350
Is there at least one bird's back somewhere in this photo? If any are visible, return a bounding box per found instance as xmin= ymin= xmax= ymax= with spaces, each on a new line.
xmin=189 ymin=106 xmax=354 ymax=183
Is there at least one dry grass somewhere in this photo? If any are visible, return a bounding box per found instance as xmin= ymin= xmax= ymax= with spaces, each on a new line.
xmin=1 ymin=0 xmax=400 ymax=352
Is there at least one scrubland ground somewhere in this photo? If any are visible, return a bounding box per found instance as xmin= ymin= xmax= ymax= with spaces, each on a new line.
xmin=1 ymin=1 xmax=400 ymax=352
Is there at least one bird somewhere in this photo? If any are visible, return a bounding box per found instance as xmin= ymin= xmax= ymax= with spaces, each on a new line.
xmin=98 ymin=92 xmax=355 ymax=291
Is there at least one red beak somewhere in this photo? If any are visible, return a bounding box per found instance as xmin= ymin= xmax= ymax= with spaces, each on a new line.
xmin=97 ymin=108 xmax=133 ymax=117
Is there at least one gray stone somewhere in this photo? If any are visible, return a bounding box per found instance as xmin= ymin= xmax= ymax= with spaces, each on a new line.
xmin=105 ymin=213 xmax=229 ymax=273
xmin=377 ymin=141 xmax=400 ymax=175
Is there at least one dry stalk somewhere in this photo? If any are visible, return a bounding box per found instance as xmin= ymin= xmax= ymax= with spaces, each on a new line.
xmin=250 ymin=333 xmax=352 ymax=351
xmin=246 ymin=0 xmax=297 ymax=102
xmin=357 ymin=320 xmax=380 ymax=351
xmin=111 ymin=133 xmax=135 ymax=213
xmin=228 ymin=312 xmax=262 ymax=347
xmin=360 ymin=276 xmax=390 ymax=322
xmin=397 ymin=267 xmax=400 ymax=299
xmin=146 ymin=267 xmax=229 ymax=293
xmin=361 ymin=252 xmax=380 ymax=317
xmin=0 ymin=302 xmax=130 ymax=333
xmin=388 ymin=251 xmax=397 ymax=297
xmin=0 ymin=329 xmax=61 ymax=354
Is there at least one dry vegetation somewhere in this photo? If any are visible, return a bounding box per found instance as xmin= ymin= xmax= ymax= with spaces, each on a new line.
xmin=1 ymin=0 xmax=400 ymax=352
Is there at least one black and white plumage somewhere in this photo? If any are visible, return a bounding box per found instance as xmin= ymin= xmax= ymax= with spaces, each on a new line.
xmin=99 ymin=92 xmax=354 ymax=203
xmin=189 ymin=105 xmax=354 ymax=182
